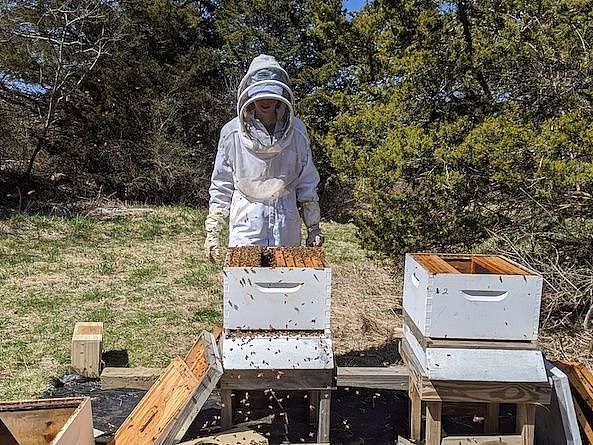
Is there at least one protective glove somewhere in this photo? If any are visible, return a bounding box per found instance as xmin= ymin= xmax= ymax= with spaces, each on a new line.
xmin=301 ymin=201 xmax=324 ymax=247
xmin=204 ymin=207 xmax=229 ymax=263
xmin=306 ymin=224 xmax=324 ymax=247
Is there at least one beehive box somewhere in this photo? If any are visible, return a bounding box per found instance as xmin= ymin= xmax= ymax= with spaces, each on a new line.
xmin=0 ymin=397 xmax=93 ymax=445
xmin=222 ymin=330 xmax=334 ymax=371
xmin=403 ymin=253 xmax=543 ymax=341
xmin=223 ymin=247 xmax=331 ymax=331
xmin=403 ymin=323 xmax=548 ymax=383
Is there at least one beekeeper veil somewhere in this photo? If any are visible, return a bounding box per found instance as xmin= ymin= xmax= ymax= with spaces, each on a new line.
xmin=237 ymin=54 xmax=295 ymax=156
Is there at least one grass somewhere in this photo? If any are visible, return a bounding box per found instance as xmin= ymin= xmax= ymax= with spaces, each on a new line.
xmin=0 ymin=206 xmax=377 ymax=400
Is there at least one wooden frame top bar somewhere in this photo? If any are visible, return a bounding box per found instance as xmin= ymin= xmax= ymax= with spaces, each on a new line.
xmin=412 ymin=253 xmax=533 ymax=276
xmin=226 ymin=246 xmax=327 ymax=268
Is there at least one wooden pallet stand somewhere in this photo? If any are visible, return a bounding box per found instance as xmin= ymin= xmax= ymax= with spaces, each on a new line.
xmin=0 ymin=397 xmax=94 ymax=445
xmin=71 ymin=321 xmax=103 ymax=377
xmin=109 ymin=331 xmax=223 ymax=445
xmin=401 ymin=335 xmax=551 ymax=445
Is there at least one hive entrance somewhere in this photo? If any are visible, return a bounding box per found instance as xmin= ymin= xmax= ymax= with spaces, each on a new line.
xmin=226 ymin=247 xmax=326 ymax=268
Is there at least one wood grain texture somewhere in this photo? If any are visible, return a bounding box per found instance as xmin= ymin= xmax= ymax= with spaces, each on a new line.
xmin=110 ymin=357 xmax=199 ymax=445
xmin=472 ymin=256 xmax=531 ymax=276
xmin=516 ymin=403 xmax=535 ymax=445
xmin=413 ymin=254 xmax=461 ymax=274
xmin=71 ymin=322 xmax=103 ymax=378
xmin=425 ymin=401 xmax=442 ymax=445
xmin=100 ymin=367 xmax=162 ymax=391
xmin=441 ymin=435 xmax=522 ymax=445
xmin=220 ymin=368 xmax=333 ymax=390
xmin=317 ymin=389 xmax=331 ymax=443
xmin=336 ymin=366 xmax=408 ymax=390
xmin=0 ymin=397 xmax=93 ymax=445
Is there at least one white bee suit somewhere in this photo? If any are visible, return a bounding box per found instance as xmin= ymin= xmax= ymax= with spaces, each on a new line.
xmin=206 ymin=54 xmax=321 ymax=252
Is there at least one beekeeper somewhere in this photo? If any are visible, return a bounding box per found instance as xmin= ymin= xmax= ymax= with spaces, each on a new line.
xmin=204 ymin=54 xmax=324 ymax=262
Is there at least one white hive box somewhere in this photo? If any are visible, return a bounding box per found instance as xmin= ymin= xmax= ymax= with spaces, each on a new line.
xmin=403 ymin=253 xmax=543 ymax=341
xmin=223 ymin=247 xmax=331 ymax=331
xmin=403 ymin=324 xmax=548 ymax=383
xmin=222 ymin=330 xmax=334 ymax=370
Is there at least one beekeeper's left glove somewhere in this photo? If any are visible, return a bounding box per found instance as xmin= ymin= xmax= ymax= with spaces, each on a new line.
xmin=204 ymin=207 xmax=229 ymax=263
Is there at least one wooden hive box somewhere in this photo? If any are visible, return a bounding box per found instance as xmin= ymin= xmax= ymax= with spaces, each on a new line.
xmin=0 ymin=397 xmax=94 ymax=445
xmin=223 ymin=247 xmax=331 ymax=331
xmin=110 ymin=331 xmax=223 ymax=445
xmin=403 ymin=253 xmax=543 ymax=341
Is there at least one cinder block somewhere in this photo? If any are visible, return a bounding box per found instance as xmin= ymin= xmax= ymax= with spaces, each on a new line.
xmin=71 ymin=322 xmax=103 ymax=377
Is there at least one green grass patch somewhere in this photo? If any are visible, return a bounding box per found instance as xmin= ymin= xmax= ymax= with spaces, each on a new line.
xmin=0 ymin=205 xmax=370 ymax=400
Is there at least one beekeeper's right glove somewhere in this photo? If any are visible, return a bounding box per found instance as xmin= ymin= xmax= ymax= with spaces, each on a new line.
xmin=204 ymin=208 xmax=229 ymax=263
xmin=301 ymin=201 xmax=324 ymax=247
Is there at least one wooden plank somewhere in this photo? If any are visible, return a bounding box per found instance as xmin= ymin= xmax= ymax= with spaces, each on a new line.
xmin=71 ymin=322 xmax=103 ymax=378
xmin=110 ymin=357 xmax=199 ymax=445
xmin=274 ymin=249 xmax=286 ymax=267
xmin=554 ymin=360 xmax=593 ymax=412
xmin=311 ymin=257 xmax=325 ymax=268
xmin=413 ymin=254 xmax=461 ymax=274
xmin=0 ymin=417 xmax=21 ymax=445
xmin=178 ymin=430 xmax=268 ymax=444
xmin=516 ymin=403 xmax=535 ymax=445
xmin=441 ymin=435 xmax=522 ymax=445
xmin=472 ymin=256 xmax=530 ymax=276
xmin=409 ymin=380 xmax=422 ymax=442
xmin=485 ymin=403 xmax=499 ymax=434
xmin=100 ymin=367 xmax=162 ymax=390
xmin=572 ymin=393 xmax=593 ymax=444
xmin=425 ymin=401 xmax=442 ymax=445
xmin=317 ymin=389 xmax=331 ymax=443
xmin=0 ymin=397 xmax=93 ymax=445
xmin=220 ymin=369 xmax=333 ymax=390
xmin=303 ymin=257 xmax=314 ymax=268
xmin=426 ymin=380 xmax=550 ymax=405
xmin=284 ymin=252 xmax=296 ymax=267
xmin=111 ymin=333 xmax=223 ymax=445
xmin=336 ymin=366 xmax=408 ymax=390
xmin=220 ymin=389 xmax=233 ymax=430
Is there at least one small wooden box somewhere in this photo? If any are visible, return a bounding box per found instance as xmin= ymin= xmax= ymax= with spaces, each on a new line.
xmin=71 ymin=322 xmax=103 ymax=377
xmin=223 ymin=247 xmax=331 ymax=331
xmin=0 ymin=397 xmax=94 ymax=445
xmin=403 ymin=253 xmax=543 ymax=341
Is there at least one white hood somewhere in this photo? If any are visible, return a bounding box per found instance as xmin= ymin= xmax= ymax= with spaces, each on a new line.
xmin=237 ymin=54 xmax=295 ymax=155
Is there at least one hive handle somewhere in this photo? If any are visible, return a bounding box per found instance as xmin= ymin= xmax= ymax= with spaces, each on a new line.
xmin=255 ymin=282 xmax=304 ymax=293
xmin=460 ymin=290 xmax=508 ymax=302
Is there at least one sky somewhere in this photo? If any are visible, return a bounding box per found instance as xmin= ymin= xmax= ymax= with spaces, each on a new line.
xmin=344 ymin=0 xmax=366 ymax=12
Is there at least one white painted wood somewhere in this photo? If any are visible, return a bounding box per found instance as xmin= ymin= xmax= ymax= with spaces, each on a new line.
xmin=403 ymin=326 xmax=548 ymax=382
xmin=223 ymin=267 xmax=331 ymax=331
xmin=535 ymin=361 xmax=582 ymax=445
xmin=222 ymin=332 xmax=334 ymax=370
xmin=402 ymin=254 xmax=542 ymax=340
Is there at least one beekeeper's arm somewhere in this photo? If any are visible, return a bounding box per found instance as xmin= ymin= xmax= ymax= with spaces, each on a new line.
xmin=204 ymin=134 xmax=233 ymax=262
xmin=295 ymin=126 xmax=324 ymax=247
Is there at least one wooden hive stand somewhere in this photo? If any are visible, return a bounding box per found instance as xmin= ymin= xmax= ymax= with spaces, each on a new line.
xmin=401 ymin=336 xmax=551 ymax=445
